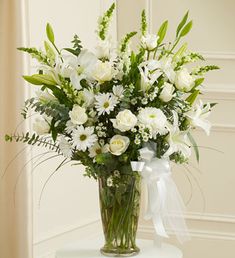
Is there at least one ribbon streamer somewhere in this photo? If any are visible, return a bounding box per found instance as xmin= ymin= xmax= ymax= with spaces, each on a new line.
xmin=131 ymin=147 xmax=190 ymax=243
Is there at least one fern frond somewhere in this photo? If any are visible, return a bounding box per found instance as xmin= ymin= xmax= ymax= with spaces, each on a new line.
xmin=5 ymin=133 xmax=61 ymax=153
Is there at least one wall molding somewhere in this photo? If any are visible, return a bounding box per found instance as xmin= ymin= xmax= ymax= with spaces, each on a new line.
xmin=184 ymin=211 xmax=235 ymax=224
xmin=199 ymin=51 xmax=235 ymax=61
xmin=138 ymin=224 xmax=235 ymax=241
xmin=202 ymin=84 xmax=235 ymax=101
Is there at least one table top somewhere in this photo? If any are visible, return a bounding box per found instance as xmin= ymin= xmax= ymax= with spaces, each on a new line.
xmin=55 ymin=236 xmax=183 ymax=258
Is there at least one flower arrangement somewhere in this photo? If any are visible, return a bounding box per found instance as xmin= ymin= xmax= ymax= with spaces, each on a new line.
xmin=5 ymin=3 xmax=219 ymax=256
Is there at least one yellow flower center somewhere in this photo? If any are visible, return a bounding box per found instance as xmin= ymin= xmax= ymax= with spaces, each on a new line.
xmin=80 ymin=134 xmax=87 ymax=141
xmin=96 ymin=148 xmax=102 ymax=154
xmin=103 ymin=101 xmax=110 ymax=109
xmin=149 ymin=114 xmax=156 ymax=118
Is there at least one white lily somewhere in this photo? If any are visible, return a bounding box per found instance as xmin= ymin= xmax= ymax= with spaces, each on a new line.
xmin=186 ymin=100 xmax=211 ymax=136
xmin=138 ymin=60 xmax=162 ymax=92
xmin=164 ymin=111 xmax=191 ymax=159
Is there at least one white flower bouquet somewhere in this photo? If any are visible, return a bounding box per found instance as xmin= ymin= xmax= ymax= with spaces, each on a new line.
xmin=5 ymin=3 xmax=219 ymax=256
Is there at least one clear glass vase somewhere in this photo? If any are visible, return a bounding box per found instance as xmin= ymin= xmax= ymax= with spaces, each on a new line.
xmin=98 ymin=171 xmax=141 ymax=257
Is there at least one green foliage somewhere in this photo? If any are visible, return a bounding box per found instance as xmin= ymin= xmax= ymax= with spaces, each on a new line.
xmin=179 ymin=20 xmax=193 ymax=38
xmin=23 ymin=74 xmax=57 ymax=86
xmin=176 ymin=11 xmax=189 ymax=37
xmin=157 ymin=20 xmax=168 ymax=45
xmin=141 ymin=10 xmax=147 ymax=36
xmin=64 ymin=34 xmax=83 ymax=56
xmin=120 ymin=31 xmax=137 ymax=52
xmin=5 ymin=132 xmax=60 ymax=153
xmin=46 ymin=23 xmax=55 ymax=44
xmin=188 ymin=132 xmax=199 ymax=162
xmin=193 ymin=65 xmax=220 ymax=75
xmin=17 ymin=47 xmax=50 ymax=66
xmin=44 ymin=41 xmax=56 ymax=64
xmin=98 ymin=3 xmax=115 ymax=40
xmin=186 ymin=90 xmax=200 ymax=105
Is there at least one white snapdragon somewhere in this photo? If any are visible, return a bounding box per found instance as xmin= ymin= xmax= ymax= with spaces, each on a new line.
xmin=141 ymin=34 xmax=159 ymax=50
xmin=69 ymin=105 xmax=88 ymax=125
xmin=92 ymin=60 xmax=113 ymax=83
xmin=186 ymin=101 xmax=211 ymax=135
xmin=109 ymin=135 xmax=130 ymax=156
xmin=159 ymin=83 xmax=175 ymax=102
xmin=111 ymin=110 xmax=137 ymax=132
xmin=175 ymin=68 xmax=195 ymax=92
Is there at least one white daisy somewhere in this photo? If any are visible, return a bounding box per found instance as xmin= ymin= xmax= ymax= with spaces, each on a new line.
xmin=95 ymin=93 xmax=118 ymax=115
xmin=72 ymin=126 xmax=97 ymax=151
xmin=59 ymin=137 xmax=73 ymax=158
xmin=88 ymin=142 xmax=109 ymax=158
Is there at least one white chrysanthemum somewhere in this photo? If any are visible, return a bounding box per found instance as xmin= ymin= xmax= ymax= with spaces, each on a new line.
xmin=138 ymin=107 xmax=167 ymax=136
xmin=95 ymin=93 xmax=118 ymax=115
xmin=113 ymin=85 xmax=124 ymax=98
xmin=72 ymin=126 xmax=97 ymax=151
xmin=88 ymin=142 xmax=109 ymax=158
xmin=59 ymin=137 xmax=73 ymax=158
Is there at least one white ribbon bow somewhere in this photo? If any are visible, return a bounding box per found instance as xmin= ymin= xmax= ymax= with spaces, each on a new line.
xmin=131 ymin=147 xmax=190 ymax=243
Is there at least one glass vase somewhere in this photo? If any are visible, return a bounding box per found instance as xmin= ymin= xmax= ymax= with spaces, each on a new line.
xmin=98 ymin=171 xmax=141 ymax=257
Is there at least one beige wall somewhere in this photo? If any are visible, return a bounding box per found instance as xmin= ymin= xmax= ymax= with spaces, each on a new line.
xmin=117 ymin=1 xmax=235 ymax=258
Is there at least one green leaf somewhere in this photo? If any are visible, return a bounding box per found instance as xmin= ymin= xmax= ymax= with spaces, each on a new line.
xmin=179 ymin=20 xmax=193 ymax=38
xmin=176 ymin=11 xmax=189 ymax=37
xmin=186 ymin=90 xmax=200 ymax=105
xmin=209 ymin=102 xmax=217 ymax=108
xmin=23 ymin=74 xmax=56 ymax=86
xmin=157 ymin=20 xmax=168 ymax=45
xmin=188 ymin=132 xmax=199 ymax=163
xmin=194 ymin=78 xmax=204 ymax=88
xmin=46 ymin=23 xmax=55 ymax=44
xmin=173 ymin=43 xmax=188 ymax=61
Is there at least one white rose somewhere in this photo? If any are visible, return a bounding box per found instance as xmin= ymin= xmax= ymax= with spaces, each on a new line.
xmin=69 ymin=105 xmax=88 ymax=125
xmin=111 ymin=110 xmax=137 ymax=132
xmin=141 ymin=34 xmax=159 ymax=51
xmin=33 ymin=117 xmax=50 ymax=135
xmin=109 ymin=135 xmax=130 ymax=156
xmin=175 ymin=68 xmax=194 ymax=92
xmin=159 ymin=83 xmax=175 ymax=102
xmin=92 ymin=61 xmax=113 ymax=83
